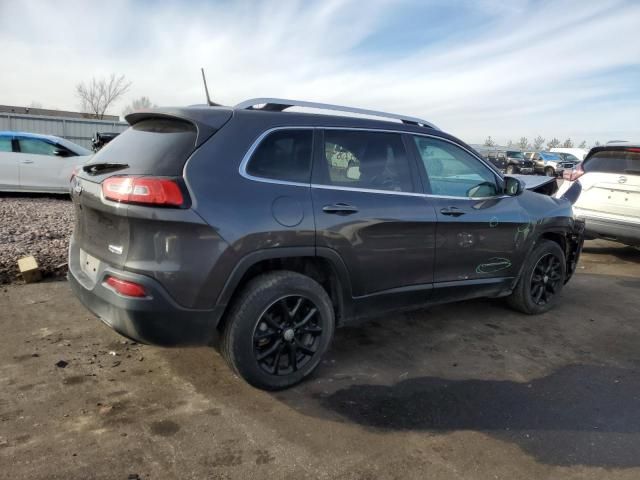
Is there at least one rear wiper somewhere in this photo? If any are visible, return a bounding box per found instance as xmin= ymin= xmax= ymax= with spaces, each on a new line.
xmin=83 ymin=162 xmax=129 ymax=175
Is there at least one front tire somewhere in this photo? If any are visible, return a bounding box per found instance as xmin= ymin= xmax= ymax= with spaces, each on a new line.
xmin=507 ymin=240 xmax=567 ymax=314
xmin=544 ymin=166 xmax=555 ymax=177
xmin=220 ymin=271 xmax=335 ymax=390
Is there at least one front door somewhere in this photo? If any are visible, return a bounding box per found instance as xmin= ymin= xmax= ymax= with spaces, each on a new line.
xmin=16 ymin=136 xmax=72 ymax=191
xmin=409 ymin=134 xmax=527 ymax=299
xmin=312 ymin=129 xmax=437 ymax=299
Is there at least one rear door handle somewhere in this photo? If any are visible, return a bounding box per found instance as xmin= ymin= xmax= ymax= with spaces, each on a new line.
xmin=323 ymin=203 xmax=358 ymax=215
xmin=440 ymin=207 xmax=465 ymax=217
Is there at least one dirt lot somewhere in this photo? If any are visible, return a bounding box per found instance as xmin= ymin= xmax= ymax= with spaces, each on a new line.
xmin=1 ymin=239 xmax=639 ymax=479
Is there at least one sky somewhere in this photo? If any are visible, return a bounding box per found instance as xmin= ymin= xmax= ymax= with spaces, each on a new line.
xmin=1 ymin=0 xmax=639 ymax=145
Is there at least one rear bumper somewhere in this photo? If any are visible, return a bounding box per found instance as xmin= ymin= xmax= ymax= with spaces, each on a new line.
xmin=576 ymin=213 xmax=640 ymax=246
xmin=68 ymin=252 xmax=225 ymax=347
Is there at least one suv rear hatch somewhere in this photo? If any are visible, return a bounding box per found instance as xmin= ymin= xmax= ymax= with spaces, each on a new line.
xmin=70 ymin=107 xmax=232 ymax=306
xmin=577 ymin=147 xmax=640 ymax=220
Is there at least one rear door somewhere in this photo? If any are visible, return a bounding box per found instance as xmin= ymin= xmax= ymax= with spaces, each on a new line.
xmin=312 ymin=129 xmax=437 ymax=298
xmin=578 ymin=149 xmax=640 ymax=220
xmin=0 ymin=134 xmax=20 ymax=189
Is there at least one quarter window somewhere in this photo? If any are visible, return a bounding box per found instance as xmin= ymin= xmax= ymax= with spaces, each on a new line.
xmin=246 ymin=130 xmax=313 ymax=183
xmin=18 ymin=138 xmax=57 ymax=156
xmin=319 ymin=130 xmax=413 ymax=192
xmin=413 ymin=136 xmax=498 ymax=198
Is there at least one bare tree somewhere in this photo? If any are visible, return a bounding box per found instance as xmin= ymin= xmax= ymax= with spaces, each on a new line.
xmin=593 ymin=140 xmax=601 ymax=147
xmin=29 ymin=101 xmax=43 ymax=109
xmin=562 ymin=138 xmax=574 ymax=148
xmin=484 ymin=136 xmax=496 ymax=147
xmin=533 ymin=135 xmax=545 ymax=150
xmin=76 ymin=74 xmax=132 ymax=119
xmin=517 ymin=137 xmax=529 ymax=151
xmin=547 ymin=137 xmax=561 ymax=149
xmin=507 ymin=139 xmax=514 ymax=148
xmin=123 ymin=96 xmax=157 ymax=116
xmin=578 ymin=140 xmax=587 ymax=148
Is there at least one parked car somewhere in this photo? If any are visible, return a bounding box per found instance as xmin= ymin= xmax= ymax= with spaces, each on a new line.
xmin=529 ymin=151 xmax=569 ymax=177
xmin=91 ymin=132 xmax=120 ymax=152
xmin=478 ymin=148 xmax=534 ymax=174
xmin=555 ymin=152 xmax=581 ymax=164
xmin=68 ymin=98 xmax=585 ymax=390
xmin=550 ymin=147 xmax=589 ymax=161
xmin=0 ymin=131 xmax=91 ymax=193
xmin=558 ymin=144 xmax=640 ymax=246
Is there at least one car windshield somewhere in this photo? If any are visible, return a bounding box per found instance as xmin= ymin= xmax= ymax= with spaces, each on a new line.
xmin=540 ymin=152 xmax=561 ymax=160
xmin=506 ymin=151 xmax=524 ymax=159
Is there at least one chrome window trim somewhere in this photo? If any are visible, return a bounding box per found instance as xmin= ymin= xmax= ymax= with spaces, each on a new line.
xmin=239 ymin=126 xmax=507 ymax=200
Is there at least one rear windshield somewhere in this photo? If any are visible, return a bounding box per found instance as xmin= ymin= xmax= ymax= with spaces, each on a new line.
xmin=584 ymin=150 xmax=640 ymax=175
xmin=85 ymin=118 xmax=197 ymax=176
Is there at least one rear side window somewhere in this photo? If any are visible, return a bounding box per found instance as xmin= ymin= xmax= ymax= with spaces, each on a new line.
xmin=246 ymin=129 xmax=313 ymax=183
xmin=318 ymin=130 xmax=413 ymax=192
xmin=18 ymin=138 xmax=57 ymax=156
xmin=584 ymin=150 xmax=640 ymax=175
xmin=85 ymin=118 xmax=197 ymax=176
xmin=0 ymin=137 xmax=12 ymax=152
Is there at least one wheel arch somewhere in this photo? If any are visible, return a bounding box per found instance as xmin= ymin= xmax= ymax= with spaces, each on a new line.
xmin=215 ymin=247 xmax=354 ymax=333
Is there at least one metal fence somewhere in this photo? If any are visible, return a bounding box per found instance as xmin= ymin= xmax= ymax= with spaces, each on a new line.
xmin=0 ymin=112 xmax=129 ymax=149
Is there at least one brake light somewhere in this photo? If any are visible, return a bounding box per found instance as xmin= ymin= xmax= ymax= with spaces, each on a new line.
xmin=102 ymin=176 xmax=184 ymax=206
xmin=105 ymin=276 xmax=147 ymax=297
xmin=626 ymin=148 xmax=640 ymax=153
xmin=563 ymin=162 xmax=584 ymax=182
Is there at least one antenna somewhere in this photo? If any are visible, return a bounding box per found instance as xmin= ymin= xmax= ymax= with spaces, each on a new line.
xmin=201 ymin=68 xmax=218 ymax=106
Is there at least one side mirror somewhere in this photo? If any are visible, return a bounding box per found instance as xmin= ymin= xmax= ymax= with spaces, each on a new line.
xmin=54 ymin=148 xmax=71 ymax=158
xmin=504 ymin=176 xmax=524 ymax=196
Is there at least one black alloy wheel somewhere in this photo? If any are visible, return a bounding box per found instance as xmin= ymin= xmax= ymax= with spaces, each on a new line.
xmin=252 ymin=295 xmax=324 ymax=376
xmin=529 ymin=253 xmax=563 ymax=305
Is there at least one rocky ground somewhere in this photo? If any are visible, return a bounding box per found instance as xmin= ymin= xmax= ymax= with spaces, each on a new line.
xmin=0 ymin=194 xmax=73 ymax=284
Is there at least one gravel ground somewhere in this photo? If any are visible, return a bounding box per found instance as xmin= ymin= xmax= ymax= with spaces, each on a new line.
xmin=0 ymin=194 xmax=73 ymax=284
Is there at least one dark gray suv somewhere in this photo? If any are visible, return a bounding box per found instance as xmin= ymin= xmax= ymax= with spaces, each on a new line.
xmin=68 ymin=98 xmax=585 ymax=390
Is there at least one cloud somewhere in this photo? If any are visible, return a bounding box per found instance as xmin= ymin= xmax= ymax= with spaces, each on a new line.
xmin=1 ymin=0 xmax=638 ymax=144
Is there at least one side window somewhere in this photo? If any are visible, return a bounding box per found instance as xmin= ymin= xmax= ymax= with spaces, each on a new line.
xmin=18 ymin=138 xmax=57 ymax=156
xmin=0 ymin=137 xmax=12 ymax=152
xmin=246 ymin=129 xmax=312 ymax=183
xmin=320 ymin=130 xmax=413 ymax=192
xmin=413 ymin=136 xmax=499 ymax=198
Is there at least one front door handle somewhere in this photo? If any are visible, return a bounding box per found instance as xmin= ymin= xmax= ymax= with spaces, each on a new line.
xmin=323 ymin=203 xmax=358 ymax=215
xmin=21 ymin=160 xmax=34 ymax=164
xmin=440 ymin=207 xmax=465 ymax=217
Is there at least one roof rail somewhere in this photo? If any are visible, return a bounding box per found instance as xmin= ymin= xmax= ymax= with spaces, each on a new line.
xmin=234 ymin=98 xmax=439 ymax=130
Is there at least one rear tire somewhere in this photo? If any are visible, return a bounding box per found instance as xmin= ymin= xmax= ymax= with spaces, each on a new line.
xmin=220 ymin=271 xmax=335 ymax=390
xmin=544 ymin=166 xmax=555 ymax=177
xmin=507 ymin=240 xmax=567 ymax=314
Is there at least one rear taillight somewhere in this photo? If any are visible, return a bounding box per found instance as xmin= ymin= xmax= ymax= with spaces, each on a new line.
xmin=102 ymin=176 xmax=184 ymax=206
xmin=563 ymin=162 xmax=584 ymax=182
xmin=626 ymin=148 xmax=640 ymax=153
xmin=105 ymin=276 xmax=147 ymax=297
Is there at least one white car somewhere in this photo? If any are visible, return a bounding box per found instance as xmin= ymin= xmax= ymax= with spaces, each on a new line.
xmin=558 ymin=144 xmax=640 ymax=246
xmin=0 ymin=131 xmax=91 ymax=193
